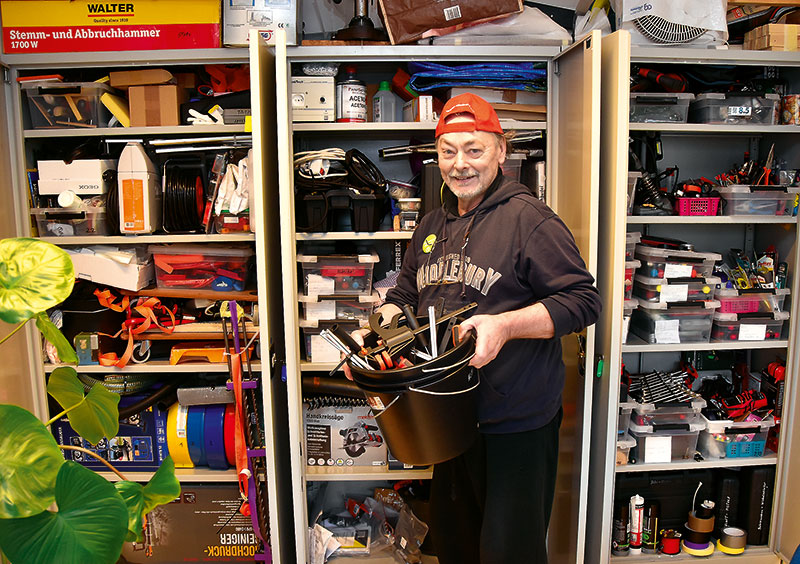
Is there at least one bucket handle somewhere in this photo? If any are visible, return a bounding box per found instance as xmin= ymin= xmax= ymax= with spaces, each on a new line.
xmin=370 ymin=394 xmax=401 ymax=418
xmin=420 ymin=351 xmax=476 ymax=374
xmin=409 ymin=368 xmax=481 ymax=396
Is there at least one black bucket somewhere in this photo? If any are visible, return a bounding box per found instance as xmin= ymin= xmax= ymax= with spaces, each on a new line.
xmin=349 ymin=332 xmax=479 ymax=465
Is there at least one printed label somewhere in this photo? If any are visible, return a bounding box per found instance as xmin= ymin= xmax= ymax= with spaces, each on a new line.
xmin=728 ymin=106 xmax=752 ymax=117
xmin=663 ymin=263 xmax=693 ymax=278
xmin=660 ymin=284 xmax=688 ymax=303
xmin=644 ymin=435 xmax=672 ymax=464
xmin=121 ymin=177 xmax=145 ymax=232
xmin=654 ymin=319 xmax=680 ymax=344
xmin=739 ymin=323 xmax=767 ymax=341
xmin=443 ymin=5 xmax=462 ymax=21
xmin=176 ymin=405 xmax=189 ymax=439
xmin=336 ymin=83 xmax=367 ymax=122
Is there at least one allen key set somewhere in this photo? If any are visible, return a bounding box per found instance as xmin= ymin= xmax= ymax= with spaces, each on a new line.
xmin=628 ymin=370 xmax=701 ymax=404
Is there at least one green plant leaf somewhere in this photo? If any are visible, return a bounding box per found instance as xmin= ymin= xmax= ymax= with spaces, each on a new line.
xmin=47 ymin=367 xmax=120 ymax=444
xmin=0 ymin=461 xmax=128 ymax=564
xmin=35 ymin=312 xmax=78 ymax=364
xmin=142 ymin=456 xmax=180 ymax=515
xmin=114 ymin=481 xmax=145 ymax=542
xmin=0 ymin=238 xmax=74 ymax=324
xmin=0 ymin=405 xmax=64 ymax=518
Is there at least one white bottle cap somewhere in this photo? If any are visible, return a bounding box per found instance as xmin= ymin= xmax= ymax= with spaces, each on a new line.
xmin=57 ymin=190 xmax=82 ymax=210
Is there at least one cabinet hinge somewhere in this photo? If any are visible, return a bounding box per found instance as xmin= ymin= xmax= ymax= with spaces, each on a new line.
xmin=1 ymin=66 xmax=9 ymax=84
xmin=553 ymin=60 xmax=560 ymax=77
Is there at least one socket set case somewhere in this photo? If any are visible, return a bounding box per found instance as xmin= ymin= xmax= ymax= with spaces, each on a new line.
xmin=629 ymin=300 xmax=720 ymax=344
xmin=716 ymin=287 xmax=790 ymax=314
xmin=716 ymin=185 xmax=800 ymax=216
xmin=710 ymin=311 xmax=789 ymax=342
xmin=631 ymin=398 xmax=706 ymax=427
xmin=297 ymin=250 xmax=379 ymax=296
xmin=689 ymin=92 xmax=780 ymax=125
xmin=628 ymin=417 xmax=706 ymax=463
xmin=298 ymin=291 xmax=380 ymax=324
xmin=634 ymin=245 xmax=721 ymax=279
xmin=31 ymin=207 xmax=109 ymax=237
xmin=698 ymin=414 xmax=776 ymax=459
xmin=629 ymin=92 xmax=694 ymax=123
xmin=632 ymin=274 xmax=719 ymax=304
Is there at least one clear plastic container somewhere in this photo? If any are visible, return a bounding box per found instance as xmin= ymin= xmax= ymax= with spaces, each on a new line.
xmin=624 ymin=260 xmax=641 ymax=300
xmin=622 ymin=299 xmax=637 ymax=344
xmin=634 ymin=245 xmax=721 ymax=279
xmin=500 ymin=154 xmax=525 ymax=182
xmin=618 ymin=401 xmax=636 ymax=435
xmin=717 ymin=287 xmax=790 ymax=314
xmin=711 ymin=311 xmax=789 ymax=342
xmin=626 ymin=231 xmax=641 ymax=261
xmin=628 ymin=417 xmax=706 ymax=463
xmin=299 ymin=292 xmax=380 ymax=324
xmin=617 ymin=432 xmax=636 ymax=466
xmin=300 ymin=319 xmax=360 ymax=363
xmin=213 ymin=212 xmax=251 ymax=234
xmin=689 ymin=92 xmax=780 ymax=125
xmin=31 ymin=207 xmax=108 ymax=237
xmin=632 ymin=274 xmax=719 ymax=303
xmin=631 ymin=398 xmax=706 ymax=427
xmin=297 ymin=250 xmax=379 ymax=296
xmin=22 ymin=81 xmax=116 ymax=129
xmin=629 ymin=92 xmax=694 ymax=123
xmin=630 ymin=300 xmax=720 ymax=344
xmin=698 ymin=414 xmax=775 ymax=459
xmin=149 ymin=244 xmax=254 ymax=290
xmin=717 ymin=185 xmax=800 ymax=216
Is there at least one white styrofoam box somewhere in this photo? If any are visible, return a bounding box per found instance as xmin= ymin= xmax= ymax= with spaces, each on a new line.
xmin=38 ymin=159 xmax=116 ymax=195
xmin=67 ymin=246 xmax=155 ymax=292
xmin=223 ymin=0 xmax=298 ymax=46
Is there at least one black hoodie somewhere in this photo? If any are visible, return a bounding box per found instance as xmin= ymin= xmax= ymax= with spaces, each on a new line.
xmin=385 ymin=172 xmax=602 ymax=433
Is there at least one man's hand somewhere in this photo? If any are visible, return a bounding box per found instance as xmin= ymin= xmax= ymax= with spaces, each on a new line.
xmin=342 ymin=327 xmax=370 ymax=381
xmin=458 ymin=314 xmax=510 ymax=369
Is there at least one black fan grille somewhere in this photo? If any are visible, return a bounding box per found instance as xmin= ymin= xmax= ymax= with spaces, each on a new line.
xmin=633 ymin=15 xmax=707 ymax=44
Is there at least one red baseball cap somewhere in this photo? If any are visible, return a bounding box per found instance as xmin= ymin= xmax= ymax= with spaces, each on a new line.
xmin=435 ymin=93 xmax=503 ymax=138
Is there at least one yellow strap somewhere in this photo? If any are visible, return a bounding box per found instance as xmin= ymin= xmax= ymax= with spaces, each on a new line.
xmin=167 ymin=403 xmax=194 ymax=469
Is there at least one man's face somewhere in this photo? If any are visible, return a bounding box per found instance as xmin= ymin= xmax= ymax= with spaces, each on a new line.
xmin=437 ymin=130 xmax=506 ymax=202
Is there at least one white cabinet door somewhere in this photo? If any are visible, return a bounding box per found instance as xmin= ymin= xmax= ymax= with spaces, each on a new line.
xmin=548 ymin=29 xmax=602 ymax=564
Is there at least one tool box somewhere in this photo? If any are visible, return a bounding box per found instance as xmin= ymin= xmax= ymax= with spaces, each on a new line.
xmin=629 ymin=300 xmax=720 ymax=344
xmin=631 ymin=398 xmax=706 ymax=427
xmin=710 ymin=311 xmax=789 ymax=342
xmin=299 ymin=292 xmax=380 ymax=324
xmin=716 ymin=287 xmax=790 ymax=314
xmin=30 ymin=207 xmax=108 ymax=237
xmin=632 ymin=275 xmax=719 ymax=304
xmin=716 ymin=185 xmax=799 ymax=216
xmin=297 ymin=250 xmax=379 ymax=296
xmin=627 ymin=416 xmax=706 ymax=463
xmin=629 ymin=92 xmax=694 ymax=123
xmin=698 ymin=414 xmax=776 ymax=459
xmin=689 ymin=92 xmax=781 ymax=125
xmin=634 ymin=245 xmax=721 ymax=279
xmin=149 ymin=244 xmax=253 ymax=291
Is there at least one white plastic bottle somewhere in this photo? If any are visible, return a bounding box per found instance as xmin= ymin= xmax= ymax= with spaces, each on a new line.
xmin=372 ymin=81 xmax=399 ymax=123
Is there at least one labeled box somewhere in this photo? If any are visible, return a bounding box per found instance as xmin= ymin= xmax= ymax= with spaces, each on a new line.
xmin=223 ymin=0 xmax=298 ymax=46
xmin=297 ymin=250 xmax=379 ymax=296
xmin=37 ymin=159 xmax=116 ymax=195
xmin=403 ymin=96 xmax=435 ymax=122
xmin=630 ymin=300 xmax=720 ymax=344
xmin=304 ymin=402 xmax=387 ymax=467
xmin=299 ymin=292 xmax=380 ymax=324
xmin=689 ymin=93 xmax=780 ymax=125
xmin=628 ymin=417 xmax=705 ymax=463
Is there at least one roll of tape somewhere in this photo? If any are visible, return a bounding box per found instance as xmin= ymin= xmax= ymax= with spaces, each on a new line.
xmin=224 ymin=403 xmax=236 ymax=466
xmin=681 ymin=540 xmax=715 ymax=557
xmin=683 ymin=522 xmax=711 ymax=545
xmin=719 ymin=527 xmax=748 ymax=550
xmin=204 ymin=404 xmax=228 ymax=470
xmin=717 ymin=540 xmax=745 ymax=555
xmin=167 ymin=403 xmax=193 ymax=468
xmin=684 ymin=539 xmax=710 ymax=551
xmin=687 ymin=511 xmax=715 ymax=533
xmin=660 ymin=529 xmax=681 ymax=555
xmin=187 ymin=406 xmax=207 ymax=466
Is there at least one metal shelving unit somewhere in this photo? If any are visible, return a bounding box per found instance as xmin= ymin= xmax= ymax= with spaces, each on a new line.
xmin=23 ymin=124 xmax=249 ymax=138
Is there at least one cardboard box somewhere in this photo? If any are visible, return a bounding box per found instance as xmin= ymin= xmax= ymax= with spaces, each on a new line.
xmin=744 ymin=24 xmax=799 ymax=51
xmin=129 ymin=84 xmax=187 ymax=127
xmin=304 ymin=403 xmax=387 ymax=468
xmin=53 ymin=397 xmax=168 ymax=472
xmin=66 ymin=246 xmax=155 ymax=291
xmin=109 ymin=69 xmax=174 ymax=88
xmin=38 ymin=159 xmax=116 ymax=195
xmin=1 ymin=0 xmax=221 ymax=54
xmin=403 ymin=95 xmax=436 ymax=122
xmin=291 ymin=76 xmax=335 ymax=122
xmin=120 ymin=484 xmax=262 ymax=563
xmin=223 ymin=0 xmax=298 ymax=46
xmin=446 ymin=86 xmax=546 ymax=107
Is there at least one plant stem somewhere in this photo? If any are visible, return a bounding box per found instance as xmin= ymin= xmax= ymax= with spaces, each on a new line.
xmin=0 ymin=319 xmax=29 ymax=346
xmin=45 ymin=405 xmax=76 ymax=427
xmin=59 ymin=445 xmax=128 ymax=481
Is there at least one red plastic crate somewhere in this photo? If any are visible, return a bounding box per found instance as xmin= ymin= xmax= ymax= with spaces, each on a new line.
xmin=675 ymin=197 xmax=720 ymax=216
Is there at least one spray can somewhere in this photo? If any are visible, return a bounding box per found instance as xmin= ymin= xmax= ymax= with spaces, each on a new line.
xmin=336 ymin=65 xmax=367 ymax=123
xmin=611 ymin=503 xmax=630 ymax=556
xmin=642 ymin=501 xmax=659 ymax=553
xmin=629 ymin=494 xmax=644 ymax=555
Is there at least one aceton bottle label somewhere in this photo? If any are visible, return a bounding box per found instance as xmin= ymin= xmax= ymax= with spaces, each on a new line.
xmin=337 ymin=83 xmax=367 ymax=122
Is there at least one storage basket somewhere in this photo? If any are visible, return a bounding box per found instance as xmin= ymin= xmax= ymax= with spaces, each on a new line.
xmin=675 ymin=197 xmax=720 ymax=216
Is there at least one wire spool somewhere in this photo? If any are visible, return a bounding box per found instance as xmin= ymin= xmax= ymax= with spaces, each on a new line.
xmin=167 ymin=403 xmax=193 ymax=468
xmin=659 ymin=529 xmax=681 ymax=555
xmin=187 ymin=406 xmax=207 ymax=466
xmin=681 ymin=539 xmax=715 ymax=556
xmin=224 ymin=403 xmax=236 ymax=466
xmin=103 ymin=168 xmax=120 ymax=235
xmin=204 ymin=404 xmax=228 ymax=470
xmin=163 ymin=165 xmax=204 ymax=233
xmin=345 ymin=149 xmax=386 ymax=193
xmin=717 ymin=527 xmax=747 ymax=555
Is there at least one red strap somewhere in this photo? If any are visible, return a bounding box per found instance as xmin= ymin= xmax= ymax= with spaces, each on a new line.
xmin=230 ymin=352 xmax=250 ymax=505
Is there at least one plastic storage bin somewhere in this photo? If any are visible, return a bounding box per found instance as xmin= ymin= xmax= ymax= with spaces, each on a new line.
xmin=626 ymin=232 xmax=641 ymax=261
xmin=634 ymin=245 xmax=721 ymax=279
xmin=717 ymin=287 xmax=790 ymax=314
xmin=22 ymin=81 xmax=116 ymax=129
xmin=717 ymin=185 xmax=799 ymax=216
xmin=629 ymin=92 xmax=694 ymax=123
xmin=617 ymin=432 xmax=636 ymax=466
xmin=674 ymin=197 xmax=720 ymax=217
xmin=622 ymin=299 xmax=637 ymax=344
xmin=711 ymin=311 xmax=789 ymax=342
xmin=629 ymin=300 xmax=720 ymax=344
xmin=631 ymin=398 xmax=706 ymax=427
xmin=698 ymin=414 xmax=775 ymax=459
xmin=618 ymin=401 xmax=636 ymax=435
xmin=689 ymin=92 xmax=780 ymax=125
xmin=298 ymin=250 xmax=379 ymax=296
xmin=300 ymin=319 xmax=360 ymax=363
xmin=624 ymin=260 xmax=641 ymax=300
xmin=149 ymin=244 xmax=253 ymax=290
xmin=299 ymin=292 xmax=380 ymax=324
xmin=500 ymin=154 xmax=524 ymax=182
xmin=31 ymin=207 xmax=108 ymax=237
xmin=632 ymin=275 xmax=719 ymax=304
xmin=628 ymin=417 xmax=706 ymax=463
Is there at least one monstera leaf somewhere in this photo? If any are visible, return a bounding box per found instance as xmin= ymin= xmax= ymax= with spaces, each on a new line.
xmin=47 ymin=367 xmax=120 ymax=444
xmin=115 ymin=457 xmax=180 ymax=542
xmin=35 ymin=312 xmax=78 ymax=364
xmin=0 ymin=405 xmax=64 ymax=519
xmin=0 ymin=462 xmax=128 ymax=564
xmin=0 ymin=238 xmax=74 ymax=324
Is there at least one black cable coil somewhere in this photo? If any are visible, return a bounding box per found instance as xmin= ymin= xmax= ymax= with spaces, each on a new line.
xmin=163 ymin=166 xmax=203 ymax=233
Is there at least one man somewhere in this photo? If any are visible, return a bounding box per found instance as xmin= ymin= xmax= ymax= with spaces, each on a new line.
xmin=349 ymin=93 xmax=601 ymax=563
